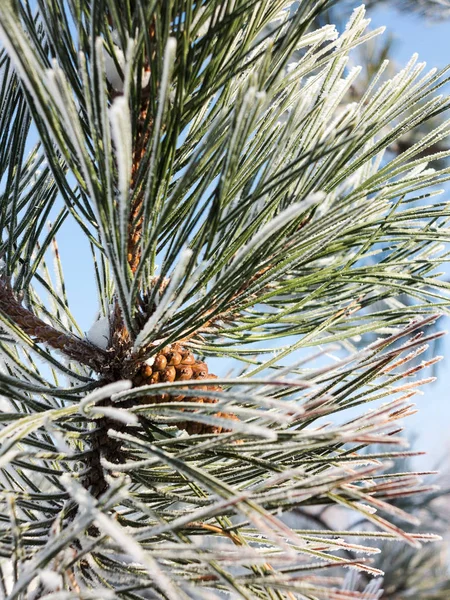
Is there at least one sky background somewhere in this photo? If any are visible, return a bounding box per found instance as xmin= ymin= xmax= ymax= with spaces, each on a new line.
xmin=366 ymin=4 xmax=450 ymax=468
xmin=49 ymin=3 xmax=450 ymax=468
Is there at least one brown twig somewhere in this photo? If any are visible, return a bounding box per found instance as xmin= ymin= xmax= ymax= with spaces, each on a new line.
xmin=127 ymin=102 xmax=151 ymax=274
xmin=0 ymin=278 xmax=107 ymax=372
xmin=127 ymin=24 xmax=155 ymax=276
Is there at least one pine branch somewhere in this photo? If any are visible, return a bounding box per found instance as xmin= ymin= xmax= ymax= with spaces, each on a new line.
xmin=0 ymin=1 xmax=449 ymax=598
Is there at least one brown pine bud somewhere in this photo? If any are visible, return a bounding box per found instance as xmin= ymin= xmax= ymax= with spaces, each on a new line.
xmin=192 ymin=362 xmax=208 ymax=379
xmin=204 ymin=385 xmax=221 ymax=404
xmin=153 ymin=354 xmax=167 ymax=371
xmin=176 ymin=365 xmax=193 ymax=380
xmin=150 ymin=371 xmax=160 ymax=384
xmin=166 ymin=351 xmax=182 ymax=366
xmin=160 ymin=365 xmax=176 ymax=382
xmin=211 ymin=412 xmax=239 ymax=434
xmin=189 ymin=384 xmax=206 ymax=401
xmin=173 ymin=383 xmax=188 ymax=401
xmin=184 ymin=420 xmax=202 ymax=435
xmin=180 ymin=351 xmax=195 ymax=365
xmin=130 ymin=344 xmax=238 ymax=437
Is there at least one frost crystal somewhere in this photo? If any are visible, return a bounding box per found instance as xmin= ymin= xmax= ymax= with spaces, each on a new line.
xmin=86 ymin=315 xmax=110 ymax=349
xmin=40 ymin=570 xmax=63 ymax=591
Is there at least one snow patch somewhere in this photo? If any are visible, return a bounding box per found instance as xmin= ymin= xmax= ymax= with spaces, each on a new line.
xmin=86 ymin=315 xmax=110 ymax=349
xmin=104 ymin=43 xmax=125 ymax=92
xmin=40 ymin=570 xmax=63 ymax=591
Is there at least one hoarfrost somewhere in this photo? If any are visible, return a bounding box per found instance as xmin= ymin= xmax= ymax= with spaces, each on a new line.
xmin=295 ymin=24 xmax=339 ymax=50
xmin=354 ymin=502 xmax=377 ymax=514
xmin=40 ymin=570 xmax=63 ymax=591
xmin=231 ymin=193 xmax=325 ymax=267
xmin=192 ymin=8 xmax=212 ymax=38
xmin=80 ymin=380 xmax=132 ymax=414
xmin=134 ymin=249 xmax=193 ymax=349
xmin=90 ymin=406 xmax=138 ymax=425
xmin=109 ymin=95 xmax=132 ymax=242
xmin=44 ymin=420 xmax=74 ymax=456
xmin=0 ymin=449 xmax=20 ymax=470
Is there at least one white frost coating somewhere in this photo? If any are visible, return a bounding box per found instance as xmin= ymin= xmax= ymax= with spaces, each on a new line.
xmin=109 ymin=95 xmax=132 ymax=246
xmin=40 ymin=570 xmax=63 ymax=591
xmin=269 ymin=1 xmax=295 ymax=28
xmin=44 ymin=421 xmax=74 ymax=456
xmin=142 ymin=36 xmax=177 ymax=201
xmin=134 ymin=249 xmax=193 ymax=349
xmin=192 ymin=8 xmax=212 ymax=38
xmin=175 ymin=429 xmax=189 ymax=438
xmin=104 ymin=42 xmax=125 ymax=92
xmin=286 ymin=61 xmax=299 ymax=73
xmin=86 ymin=315 xmax=110 ymax=349
xmin=294 ymin=24 xmax=338 ymax=50
xmin=0 ymin=450 xmax=19 ymax=470
xmin=231 ymin=193 xmax=325 ymax=268
xmin=94 ymin=511 xmax=182 ymax=600
xmin=89 ymin=406 xmax=138 ymax=425
xmin=344 ymin=5 xmax=365 ymax=30
xmin=60 ymin=472 xmax=99 ymax=512
xmin=406 ymin=164 xmax=435 ymax=179
xmin=145 ymin=356 xmax=155 ymax=367
xmin=103 ymin=32 xmax=149 ymax=92
xmin=0 ymin=394 xmax=11 ymax=412
xmin=354 ymin=502 xmax=377 ymax=515
xmin=80 ymin=380 xmax=132 ymax=414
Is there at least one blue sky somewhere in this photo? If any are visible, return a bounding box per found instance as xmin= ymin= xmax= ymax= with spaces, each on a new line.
xmin=369 ymin=4 xmax=450 ymax=70
xmin=365 ymin=4 xmax=450 ymax=466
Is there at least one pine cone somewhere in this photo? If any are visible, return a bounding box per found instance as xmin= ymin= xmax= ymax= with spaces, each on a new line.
xmin=133 ymin=343 xmax=238 ymax=435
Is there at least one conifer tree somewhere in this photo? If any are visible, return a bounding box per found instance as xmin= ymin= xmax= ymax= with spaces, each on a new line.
xmin=0 ymin=1 xmax=450 ymax=598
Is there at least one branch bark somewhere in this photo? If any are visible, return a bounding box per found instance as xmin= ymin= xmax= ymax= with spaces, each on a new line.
xmin=0 ymin=278 xmax=108 ymax=372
